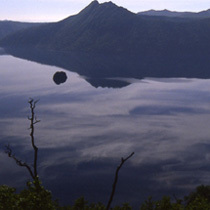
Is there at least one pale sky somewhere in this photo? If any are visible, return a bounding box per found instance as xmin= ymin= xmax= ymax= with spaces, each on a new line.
xmin=1 ymin=0 xmax=210 ymax=22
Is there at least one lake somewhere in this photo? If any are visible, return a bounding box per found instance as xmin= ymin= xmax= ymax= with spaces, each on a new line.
xmin=1 ymin=51 xmax=210 ymax=208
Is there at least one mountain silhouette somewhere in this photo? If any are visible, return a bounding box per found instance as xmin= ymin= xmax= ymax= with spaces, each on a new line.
xmin=4 ymin=44 xmax=210 ymax=88
xmin=1 ymin=1 xmax=210 ymax=82
xmin=1 ymin=0 xmax=210 ymax=56
xmin=4 ymin=47 xmax=132 ymax=88
xmin=0 ymin=21 xmax=43 ymax=40
xmin=0 ymin=1 xmax=135 ymax=53
xmin=138 ymin=9 xmax=210 ymax=18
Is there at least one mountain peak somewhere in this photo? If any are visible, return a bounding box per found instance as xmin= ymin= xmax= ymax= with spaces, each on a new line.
xmin=76 ymin=0 xmax=133 ymax=21
xmin=79 ymin=0 xmax=99 ymax=15
xmin=82 ymin=1 xmax=118 ymax=12
xmin=103 ymin=1 xmax=116 ymax=6
xmin=100 ymin=1 xmax=127 ymax=10
xmin=89 ymin=0 xmax=99 ymax=6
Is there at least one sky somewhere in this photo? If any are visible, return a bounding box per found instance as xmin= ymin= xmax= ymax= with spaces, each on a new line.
xmin=1 ymin=0 xmax=210 ymax=22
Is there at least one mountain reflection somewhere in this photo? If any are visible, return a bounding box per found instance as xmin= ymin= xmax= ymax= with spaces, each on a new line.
xmin=4 ymin=47 xmax=210 ymax=88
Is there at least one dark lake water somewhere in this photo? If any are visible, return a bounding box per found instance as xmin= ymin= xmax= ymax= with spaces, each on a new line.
xmin=1 ymin=52 xmax=210 ymax=208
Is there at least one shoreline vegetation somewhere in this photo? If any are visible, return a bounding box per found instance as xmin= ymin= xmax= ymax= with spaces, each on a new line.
xmin=1 ymin=184 xmax=210 ymax=209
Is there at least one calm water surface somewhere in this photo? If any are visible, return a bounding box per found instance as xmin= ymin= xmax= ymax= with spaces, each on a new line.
xmin=1 ymin=54 xmax=210 ymax=208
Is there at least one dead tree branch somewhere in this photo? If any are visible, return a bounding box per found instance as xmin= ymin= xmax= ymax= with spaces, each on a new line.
xmin=28 ymin=98 xmax=40 ymax=179
xmin=5 ymin=99 xmax=40 ymax=188
xmin=5 ymin=144 xmax=35 ymax=180
xmin=106 ymin=152 xmax=135 ymax=210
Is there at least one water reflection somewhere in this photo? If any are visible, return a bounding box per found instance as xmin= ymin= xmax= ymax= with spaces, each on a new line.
xmin=1 ymin=54 xmax=210 ymax=208
xmin=4 ymin=47 xmax=210 ymax=88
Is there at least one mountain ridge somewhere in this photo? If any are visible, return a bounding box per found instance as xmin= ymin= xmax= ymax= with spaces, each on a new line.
xmin=2 ymin=1 xmax=210 ymax=80
xmin=1 ymin=1 xmax=210 ymax=56
xmin=138 ymin=8 xmax=210 ymax=18
xmin=0 ymin=20 xmax=43 ymax=40
xmin=0 ymin=1 xmax=137 ymax=53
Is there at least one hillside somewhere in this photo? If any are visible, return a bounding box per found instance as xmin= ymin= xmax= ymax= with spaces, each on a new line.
xmin=1 ymin=0 xmax=210 ymax=81
xmin=0 ymin=20 xmax=43 ymax=40
xmin=0 ymin=1 xmax=136 ymax=53
xmin=138 ymin=9 xmax=210 ymax=18
xmin=1 ymin=0 xmax=210 ymax=56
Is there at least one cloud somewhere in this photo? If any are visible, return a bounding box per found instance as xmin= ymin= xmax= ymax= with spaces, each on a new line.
xmin=129 ymin=105 xmax=209 ymax=116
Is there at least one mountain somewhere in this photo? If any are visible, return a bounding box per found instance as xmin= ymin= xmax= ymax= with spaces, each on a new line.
xmin=1 ymin=0 xmax=210 ymax=56
xmin=5 ymin=47 xmax=132 ymax=88
xmin=5 ymin=41 xmax=210 ymax=83
xmin=0 ymin=1 xmax=136 ymax=53
xmin=138 ymin=9 xmax=210 ymax=18
xmin=1 ymin=0 xmax=210 ymax=80
xmin=0 ymin=20 xmax=43 ymax=40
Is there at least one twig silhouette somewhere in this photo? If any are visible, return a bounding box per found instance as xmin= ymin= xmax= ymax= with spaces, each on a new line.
xmin=5 ymin=144 xmax=35 ymax=179
xmin=106 ymin=152 xmax=134 ymax=210
xmin=5 ymin=99 xmax=40 ymax=189
xmin=28 ymin=98 xmax=40 ymax=179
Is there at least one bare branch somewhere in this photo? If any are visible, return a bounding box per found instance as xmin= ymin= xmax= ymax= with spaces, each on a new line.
xmin=28 ymin=99 xmax=39 ymax=178
xmin=5 ymin=144 xmax=35 ymax=180
xmin=5 ymin=98 xmax=40 ymax=189
xmin=106 ymin=152 xmax=134 ymax=210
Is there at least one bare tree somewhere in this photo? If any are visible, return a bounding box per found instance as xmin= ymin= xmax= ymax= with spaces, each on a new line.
xmin=5 ymin=99 xmax=41 ymax=190
xmin=5 ymin=98 xmax=134 ymax=207
xmin=106 ymin=152 xmax=134 ymax=210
